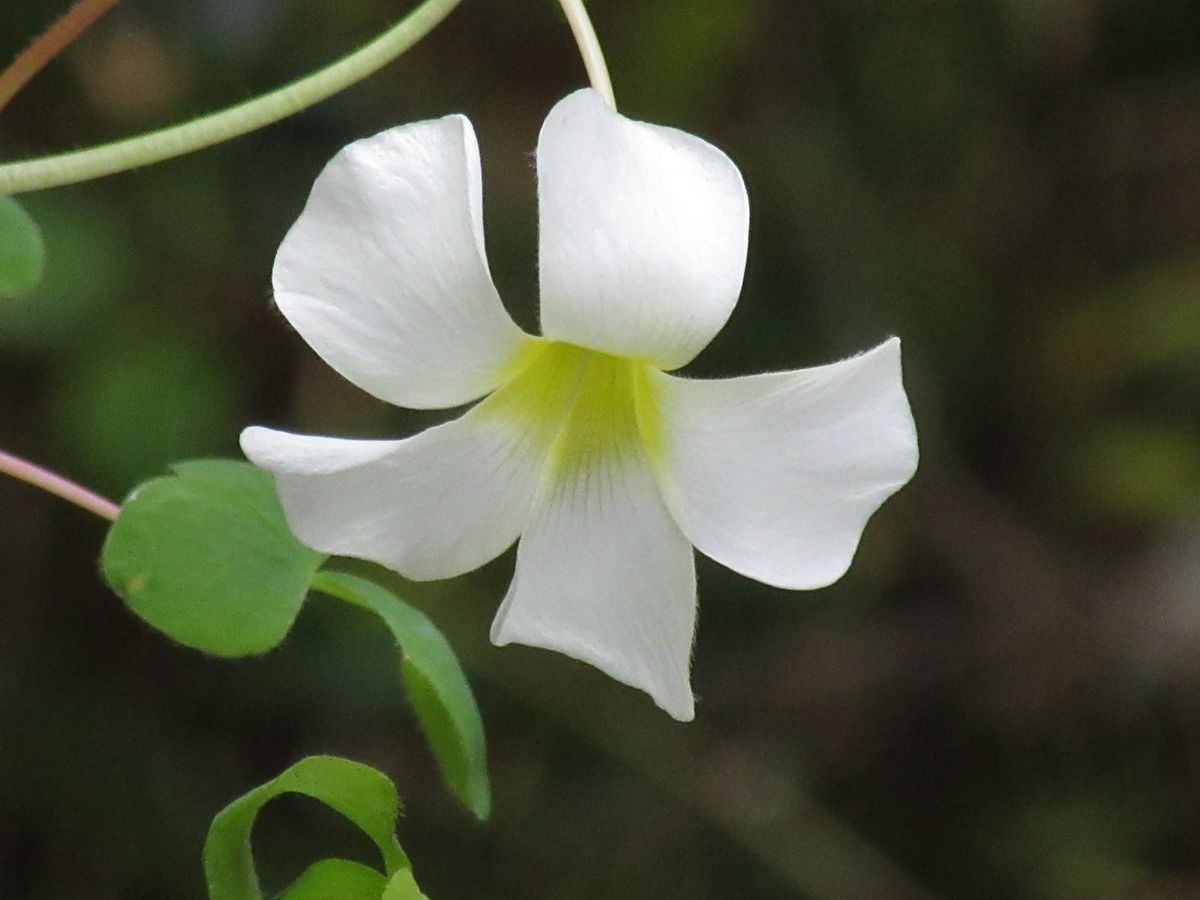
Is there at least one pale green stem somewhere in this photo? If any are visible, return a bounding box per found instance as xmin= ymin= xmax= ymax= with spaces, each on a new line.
xmin=557 ymin=0 xmax=615 ymax=108
xmin=0 ymin=449 xmax=118 ymax=520
xmin=0 ymin=0 xmax=463 ymax=195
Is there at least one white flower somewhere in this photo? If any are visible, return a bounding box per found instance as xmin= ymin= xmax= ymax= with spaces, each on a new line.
xmin=241 ymin=89 xmax=918 ymax=721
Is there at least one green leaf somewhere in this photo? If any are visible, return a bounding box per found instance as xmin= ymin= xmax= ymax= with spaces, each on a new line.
xmin=0 ymin=196 xmax=45 ymax=297
xmin=281 ymin=859 xmax=388 ymax=900
xmin=382 ymin=868 xmax=429 ymax=900
xmin=101 ymin=459 xmax=325 ymax=655
xmin=313 ymin=570 xmax=491 ymax=820
xmin=204 ymin=755 xmax=410 ymax=900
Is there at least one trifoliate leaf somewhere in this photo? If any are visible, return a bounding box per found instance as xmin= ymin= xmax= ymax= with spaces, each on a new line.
xmin=203 ymin=756 xmax=411 ymax=900
xmin=313 ymin=571 xmax=491 ymax=820
xmin=0 ymin=196 xmax=46 ymax=297
xmin=101 ymin=459 xmax=325 ymax=655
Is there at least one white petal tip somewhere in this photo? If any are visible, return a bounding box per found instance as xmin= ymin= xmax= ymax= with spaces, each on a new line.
xmin=654 ymin=334 xmax=918 ymax=593
xmin=490 ymin=623 xmax=695 ymax=722
xmin=662 ymin=697 xmax=696 ymax=723
xmin=754 ymin=557 xmax=856 ymax=593
xmin=239 ymin=425 xmax=272 ymax=460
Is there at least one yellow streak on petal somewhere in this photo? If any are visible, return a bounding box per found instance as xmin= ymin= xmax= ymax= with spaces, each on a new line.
xmin=476 ymin=340 xmax=664 ymax=483
xmin=546 ymin=349 xmax=639 ymax=479
xmin=631 ymin=361 xmax=665 ymax=471
xmin=477 ymin=340 xmax=586 ymax=452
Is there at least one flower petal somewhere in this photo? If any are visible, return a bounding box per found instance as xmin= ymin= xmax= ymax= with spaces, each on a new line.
xmin=240 ymin=408 xmax=544 ymax=581
xmin=490 ymin=453 xmax=698 ymax=721
xmin=650 ymin=338 xmax=918 ymax=590
xmin=536 ymin=89 xmax=750 ymax=370
xmin=274 ymin=114 xmax=532 ymax=410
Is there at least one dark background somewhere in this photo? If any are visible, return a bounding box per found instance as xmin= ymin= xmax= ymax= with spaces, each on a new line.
xmin=3 ymin=1 xmax=1200 ymax=897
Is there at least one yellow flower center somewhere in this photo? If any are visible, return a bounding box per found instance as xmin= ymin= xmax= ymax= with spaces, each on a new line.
xmin=480 ymin=340 xmax=663 ymax=478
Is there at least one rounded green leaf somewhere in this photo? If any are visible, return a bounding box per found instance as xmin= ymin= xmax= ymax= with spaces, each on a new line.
xmin=101 ymin=459 xmax=325 ymax=655
xmin=281 ymin=859 xmax=388 ymax=900
xmin=0 ymin=196 xmax=45 ymax=297
xmin=313 ymin=571 xmax=491 ymax=820
xmin=204 ymin=755 xmax=411 ymax=900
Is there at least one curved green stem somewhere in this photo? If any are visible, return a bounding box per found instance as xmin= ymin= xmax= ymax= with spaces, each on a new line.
xmin=0 ymin=0 xmax=464 ymax=195
xmin=557 ymin=0 xmax=615 ymax=108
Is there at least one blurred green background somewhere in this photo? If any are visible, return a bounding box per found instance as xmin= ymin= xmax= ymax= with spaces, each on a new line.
xmin=4 ymin=0 xmax=1200 ymax=897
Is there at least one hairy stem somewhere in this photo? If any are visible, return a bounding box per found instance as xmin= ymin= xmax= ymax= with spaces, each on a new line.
xmin=557 ymin=0 xmax=615 ymax=107
xmin=0 ymin=0 xmax=121 ymax=113
xmin=0 ymin=0 xmax=463 ymax=195
xmin=0 ymin=449 xmax=119 ymax=521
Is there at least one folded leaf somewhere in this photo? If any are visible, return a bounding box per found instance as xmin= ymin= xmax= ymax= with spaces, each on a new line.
xmin=203 ymin=755 xmax=411 ymax=900
xmin=313 ymin=570 xmax=491 ymax=820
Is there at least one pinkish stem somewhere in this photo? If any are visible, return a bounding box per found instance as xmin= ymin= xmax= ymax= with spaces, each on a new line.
xmin=0 ymin=0 xmax=122 ymax=113
xmin=0 ymin=448 xmax=119 ymax=521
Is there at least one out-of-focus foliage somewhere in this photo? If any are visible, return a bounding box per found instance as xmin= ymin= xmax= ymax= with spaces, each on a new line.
xmin=3 ymin=1 xmax=1200 ymax=898
xmin=0 ymin=197 xmax=45 ymax=297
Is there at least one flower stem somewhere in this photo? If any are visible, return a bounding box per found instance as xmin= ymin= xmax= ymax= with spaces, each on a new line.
xmin=0 ymin=449 xmax=119 ymax=521
xmin=0 ymin=0 xmax=121 ymax=114
xmin=557 ymin=0 xmax=615 ymax=108
xmin=0 ymin=0 xmax=463 ymax=195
